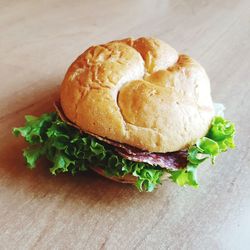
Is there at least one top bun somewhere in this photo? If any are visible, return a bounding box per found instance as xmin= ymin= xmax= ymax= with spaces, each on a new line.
xmin=60 ymin=37 xmax=214 ymax=153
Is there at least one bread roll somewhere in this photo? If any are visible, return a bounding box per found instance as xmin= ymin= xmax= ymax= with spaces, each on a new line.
xmin=60 ymin=37 xmax=214 ymax=152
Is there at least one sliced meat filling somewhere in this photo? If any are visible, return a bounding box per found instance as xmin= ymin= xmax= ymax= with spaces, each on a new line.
xmin=115 ymin=146 xmax=187 ymax=170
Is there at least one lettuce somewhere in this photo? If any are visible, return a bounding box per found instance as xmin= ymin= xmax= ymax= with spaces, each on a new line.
xmin=13 ymin=113 xmax=164 ymax=191
xmin=168 ymin=116 xmax=235 ymax=187
xmin=13 ymin=113 xmax=235 ymax=191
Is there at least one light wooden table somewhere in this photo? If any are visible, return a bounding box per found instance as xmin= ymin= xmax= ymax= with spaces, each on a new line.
xmin=0 ymin=1 xmax=249 ymax=249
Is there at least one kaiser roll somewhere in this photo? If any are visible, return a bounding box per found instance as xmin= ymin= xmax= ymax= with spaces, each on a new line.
xmin=60 ymin=37 xmax=214 ymax=152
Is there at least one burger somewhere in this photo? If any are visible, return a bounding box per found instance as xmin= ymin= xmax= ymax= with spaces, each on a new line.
xmin=13 ymin=37 xmax=235 ymax=191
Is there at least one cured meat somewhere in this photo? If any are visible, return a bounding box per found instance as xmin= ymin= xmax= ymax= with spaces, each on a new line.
xmin=115 ymin=147 xmax=187 ymax=170
xmin=54 ymin=101 xmax=188 ymax=170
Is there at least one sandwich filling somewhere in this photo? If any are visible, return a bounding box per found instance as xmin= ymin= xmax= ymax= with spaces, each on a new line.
xmin=13 ymin=102 xmax=235 ymax=192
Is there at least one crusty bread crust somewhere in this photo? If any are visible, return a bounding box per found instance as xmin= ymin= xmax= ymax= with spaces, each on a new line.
xmin=60 ymin=37 xmax=214 ymax=152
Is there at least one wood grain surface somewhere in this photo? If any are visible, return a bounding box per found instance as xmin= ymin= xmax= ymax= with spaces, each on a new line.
xmin=0 ymin=0 xmax=250 ymax=249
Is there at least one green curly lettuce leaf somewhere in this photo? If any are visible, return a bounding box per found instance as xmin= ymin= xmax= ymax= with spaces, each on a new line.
xmin=168 ymin=116 xmax=235 ymax=187
xmin=13 ymin=112 xmax=235 ymax=191
xmin=13 ymin=113 xmax=165 ymax=191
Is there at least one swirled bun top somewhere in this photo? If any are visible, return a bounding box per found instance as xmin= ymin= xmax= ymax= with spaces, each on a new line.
xmin=60 ymin=37 xmax=214 ymax=152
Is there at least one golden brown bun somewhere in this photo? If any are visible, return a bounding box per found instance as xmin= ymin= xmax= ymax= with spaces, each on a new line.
xmin=60 ymin=37 xmax=214 ymax=152
xmin=90 ymin=166 xmax=137 ymax=184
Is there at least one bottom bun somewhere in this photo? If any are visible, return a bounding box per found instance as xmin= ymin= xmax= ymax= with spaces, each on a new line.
xmin=91 ymin=167 xmax=169 ymax=185
xmin=90 ymin=166 xmax=137 ymax=184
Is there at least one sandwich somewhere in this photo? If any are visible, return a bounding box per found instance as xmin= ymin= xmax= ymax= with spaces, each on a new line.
xmin=13 ymin=37 xmax=235 ymax=191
